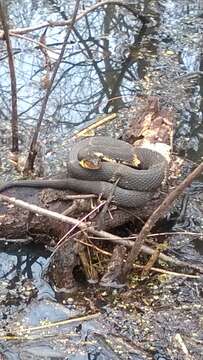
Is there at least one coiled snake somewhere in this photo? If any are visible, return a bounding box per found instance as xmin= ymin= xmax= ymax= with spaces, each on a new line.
xmin=0 ymin=136 xmax=168 ymax=208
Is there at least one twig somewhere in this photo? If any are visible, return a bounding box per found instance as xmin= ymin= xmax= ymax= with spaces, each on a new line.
xmin=0 ymin=0 xmax=18 ymax=152
xmin=50 ymin=200 xmax=106 ymax=260
xmin=96 ymin=177 xmax=120 ymax=229
xmin=0 ymin=237 xmax=31 ymax=244
xmin=81 ymin=239 xmax=201 ymax=278
xmin=71 ymin=113 xmax=117 ymax=139
xmin=147 ymin=231 xmax=203 ymax=238
xmin=0 ymin=193 xmax=89 ymax=229
xmin=24 ymin=0 xmax=81 ymax=173
xmin=89 ymin=234 xmax=203 ymax=272
xmin=1 ymin=193 xmax=202 ymax=273
xmin=133 ymin=264 xmax=200 ymax=279
xmin=10 ymin=32 xmax=60 ymax=55
xmin=62 ymin=194 xmax=96 ymax=200
xmin=175 ymin=334 xmax=193 ymax=360
xmin=89 ymin=231 xmax=203 ymax=240
xmin=62 ymin=202 xmax=78 ymax=216
xmin=77 ymin=238 xmax=112 ymax=256
xmin=76 ymin=240 xmax=201 ymax=278
xmin=122 ymin=162 xmax=203 ymax=278
xmin=9 ymin=313 xmax=100 ymax=336
xmin=141 ymin=248 xmax=161 ymax=276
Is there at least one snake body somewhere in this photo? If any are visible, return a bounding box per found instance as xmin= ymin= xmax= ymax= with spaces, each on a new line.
xmin=0 ymin=137 xmax=168 ymax=208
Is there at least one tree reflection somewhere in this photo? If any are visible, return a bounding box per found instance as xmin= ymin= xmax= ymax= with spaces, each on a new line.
xmin=0 ymin=0 xmax=147 ymax=134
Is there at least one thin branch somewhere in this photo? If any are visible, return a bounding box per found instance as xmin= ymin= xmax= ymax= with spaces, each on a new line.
xmin=0 ymin=192 xmax=202 ymax=273
xmin=89 ymin=234 xmax=203 ymax=273
xmin=10 ymin=32 xmax=60 ymax=55
xmin=50 ymin=200 xmax=106 ymax=260
xmin=0 ymin=0 xmax=18 ymax=152
xmin=89 ymin=231 xmax=203 ymax=240
xmin=76 ymin=240 xmax=200 ymax=279
xmin=0 ymin=1 xmax=145 ymax=39
xmin=122 ymin=162 xmax=203 ymax=279
xmin=24 ymin=0 xmax=81 ymax=173
xmin=133 ymin=264 xmax=200 ymax=279
xmin=73 ymin=26 xmax=111 ymax=98
xmin=0 ymin=193 xmax=89 ymax=228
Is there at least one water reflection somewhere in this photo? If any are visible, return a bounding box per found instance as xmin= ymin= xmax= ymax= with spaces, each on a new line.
xmin=0 ymin=247 xmax=49 ymax=281
xmin=0 ymin=0 xmax=202 ymax=157
xmin=0 ymin=0 xmax=148 ymax=131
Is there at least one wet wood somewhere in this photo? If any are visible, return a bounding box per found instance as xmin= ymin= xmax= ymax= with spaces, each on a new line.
xmin=125 ymin=97 xmax=173 ymax=149
xmin=0 ymin=96 xmax=175 ymax=289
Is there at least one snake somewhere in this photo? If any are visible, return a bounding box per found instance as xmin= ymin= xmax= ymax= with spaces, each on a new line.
xmin=0 ymin=136 xmax=168 ymax=208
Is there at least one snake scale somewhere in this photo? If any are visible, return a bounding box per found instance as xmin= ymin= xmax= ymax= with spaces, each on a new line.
xmin=0 ymin=136 xmax=168 ymax=208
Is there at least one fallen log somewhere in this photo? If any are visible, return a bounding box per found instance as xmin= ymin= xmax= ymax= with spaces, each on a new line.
xmin=0 ymin=97 xmax=177 ymax=290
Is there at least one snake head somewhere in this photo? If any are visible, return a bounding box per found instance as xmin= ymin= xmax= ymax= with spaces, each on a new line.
xmin=79 ymin=152 xmax=103 ymax=169
xmin=79 ymin=151 xmax=119 ymax=170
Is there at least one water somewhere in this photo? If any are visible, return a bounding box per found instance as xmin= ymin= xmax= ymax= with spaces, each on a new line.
xmin=0 ymin=1 xmax=202 ymax=358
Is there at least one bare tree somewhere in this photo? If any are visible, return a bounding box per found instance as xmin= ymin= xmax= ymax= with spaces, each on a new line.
xmin=0 ymin=0 xmax=18 ymax=152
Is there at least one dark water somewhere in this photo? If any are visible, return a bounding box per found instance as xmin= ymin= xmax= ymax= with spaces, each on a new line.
xmin=0 ymin=1 xmax=202 ymax=359
xmin=0 ymin=0 xmax=202 ymax=162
